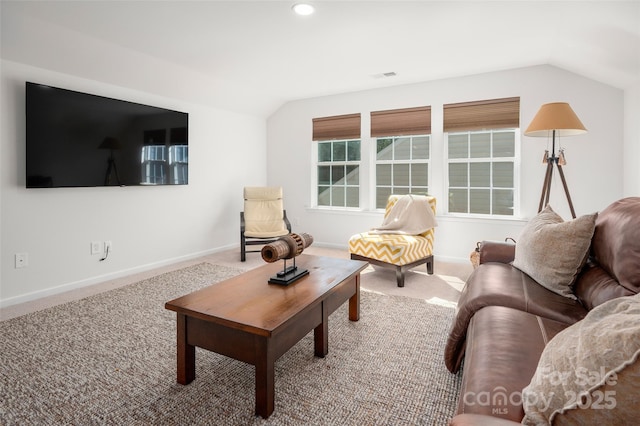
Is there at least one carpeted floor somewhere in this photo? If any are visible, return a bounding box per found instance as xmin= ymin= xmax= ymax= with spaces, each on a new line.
xmin=0 ymin=263 xmax=461 ymax=425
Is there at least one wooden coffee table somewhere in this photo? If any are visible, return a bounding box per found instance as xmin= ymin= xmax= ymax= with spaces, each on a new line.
xmin=164 ymin=255 xmax=368 ymax=418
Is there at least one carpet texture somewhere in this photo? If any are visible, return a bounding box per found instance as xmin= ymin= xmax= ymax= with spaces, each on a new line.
xmin=0 ymin=263 xmax=461 ymax=425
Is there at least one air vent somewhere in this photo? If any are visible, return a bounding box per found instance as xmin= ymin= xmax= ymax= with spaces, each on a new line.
xmin=372 ymin=71 xmax=398 ymax=79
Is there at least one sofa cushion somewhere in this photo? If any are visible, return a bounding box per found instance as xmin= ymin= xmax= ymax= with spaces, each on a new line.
xmin=522 ymin=293 xmax=640 ymax=425
xmin=512 ymin=205 xmax=597 ymax=300
xmin=444 ymin=263 xmax=588 ymax=373
xmin=573 ymin=262 xmax=635 ymax=310
xmin=590 ymin=197 xmax=640 ymax=295
xmin=457 ymin=306 xmax=569 ymax=423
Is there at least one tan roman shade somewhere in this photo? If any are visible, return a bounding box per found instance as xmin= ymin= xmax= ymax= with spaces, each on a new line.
xmin=443 ymin=97 xmax=520 ymax=132
xmin=312 ymin=113 xmax=361 ymax=141
xmin=370 ymin=106 xmax=431 ymax=137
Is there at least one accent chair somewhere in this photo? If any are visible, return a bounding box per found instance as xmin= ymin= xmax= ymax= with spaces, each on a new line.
xmin=240 ymin=186 xmax=291 ymax=261
xmin=348 ymin=194 xmax=436 ymax=287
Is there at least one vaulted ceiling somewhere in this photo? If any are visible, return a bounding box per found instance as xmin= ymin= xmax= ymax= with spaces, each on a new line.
xmin=2 ymin=1 xmax=639 ymax=116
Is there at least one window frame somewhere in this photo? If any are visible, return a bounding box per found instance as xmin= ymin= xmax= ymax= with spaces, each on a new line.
xmin=445 ymin=128 xmax=521 ymax=218
xmin=372 ymin=134 xmax=431 ymax=210
xmin=313 ymin=138 xmax=362 ymax=209
xmin=141 ymin=145 xmax=168 ymax=185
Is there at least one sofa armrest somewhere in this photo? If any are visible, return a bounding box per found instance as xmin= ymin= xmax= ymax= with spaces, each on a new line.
xmin=478 ymin=240 xmax=516 ymax=264
xmin=450 ymin=414 xmax=522 ymax=426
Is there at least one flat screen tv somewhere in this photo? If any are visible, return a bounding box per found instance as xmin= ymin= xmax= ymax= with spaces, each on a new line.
xmin=26 ymin=82 xmax=189 ymax=188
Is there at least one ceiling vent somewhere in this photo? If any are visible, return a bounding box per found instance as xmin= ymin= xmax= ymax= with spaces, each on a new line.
xmin=372 ymin=72 xmax=397 ymax=79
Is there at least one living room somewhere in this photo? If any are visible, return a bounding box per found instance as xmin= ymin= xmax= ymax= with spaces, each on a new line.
xmin=1 ymin=1 xmax=639 ymax=424
xmin=2 ymin=0 xmax=638 ymax=309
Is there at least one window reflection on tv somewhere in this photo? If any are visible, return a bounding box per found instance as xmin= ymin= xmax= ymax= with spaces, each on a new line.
xmin=25 ymin=82 xmax=189 ymax=188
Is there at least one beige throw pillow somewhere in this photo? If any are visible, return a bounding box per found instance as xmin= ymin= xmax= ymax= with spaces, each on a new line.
xmin=522 ymin=293 xmax=640 ymax=425
xmin=512 ymin=205 xmax=597 ymax=299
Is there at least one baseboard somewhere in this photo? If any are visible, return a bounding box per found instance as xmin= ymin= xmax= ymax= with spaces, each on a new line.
xmin=0 ymin=244 xmax=236 ymax=309
xmin=433 ymin=255 xmax=471 ymax=265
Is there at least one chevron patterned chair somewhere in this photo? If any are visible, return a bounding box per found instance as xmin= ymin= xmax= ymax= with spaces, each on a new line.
xmin=348 ymin=195 xmax=436 ymax=287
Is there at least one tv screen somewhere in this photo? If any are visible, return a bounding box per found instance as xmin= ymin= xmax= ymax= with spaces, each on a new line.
xmin=26 ymin=82 xmax=189 ymax=188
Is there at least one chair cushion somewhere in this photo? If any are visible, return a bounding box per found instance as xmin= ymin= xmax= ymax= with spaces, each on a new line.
xmin=244 ymin=186 xmax=282 ymax=200
xmin=348 ymin=233 xmax=433 ymax=266
xmin=243 ymin=186 xmax=288 ymax=238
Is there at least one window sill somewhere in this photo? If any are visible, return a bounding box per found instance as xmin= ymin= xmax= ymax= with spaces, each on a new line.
xmin=305 ymin=207 xmax=383 ymax=217
xmin=438 ymin=214 xmax=528 ymax=225
xmin=305 ymin=207 xmax=529 ymax=224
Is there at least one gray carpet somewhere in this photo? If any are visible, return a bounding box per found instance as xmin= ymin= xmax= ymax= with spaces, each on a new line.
xmin=0 ymin=263 xmax=461 ymax=425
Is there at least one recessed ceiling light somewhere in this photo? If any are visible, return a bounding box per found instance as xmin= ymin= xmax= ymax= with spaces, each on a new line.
xmin=292 ymin=3 xmax=315 ymax=16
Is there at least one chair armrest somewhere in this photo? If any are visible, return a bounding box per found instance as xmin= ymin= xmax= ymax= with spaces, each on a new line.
xmin=240 ymin=211 xmax=246 ymax=233
xmin=478 ymin=240 xmax=516 ymax=264
xmin=450 ymin=414 xmax=522 ymax=426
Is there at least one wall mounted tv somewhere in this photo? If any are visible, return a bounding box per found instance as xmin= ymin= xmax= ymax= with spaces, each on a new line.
xmin=26 ymin=82 xmax=189 ymax=188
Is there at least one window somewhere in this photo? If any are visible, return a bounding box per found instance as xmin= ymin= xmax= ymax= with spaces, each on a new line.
xmin=313 ymin=113 xmax=361 ymax=208
xmin=375 ymin=135 xmax=430 ymax=209
xmin=317 ymin=140 xmax=361 ymax=207
xmin=169 ymin=126 xmax=188 ymax=185
xmin=444 ymin=97 xmax=520 ymax=216
xmin=141 ymin=127 xmax=188 ymax=185
xmin=141 ymin=145 xmax=167 ymax=185
xmin=447 ymin=130 xmax=517 ymax=215
xmin=169 ymin=145 xmax=188 ymax=184
xmin=371 ymin=106 xmax=431 ymax=209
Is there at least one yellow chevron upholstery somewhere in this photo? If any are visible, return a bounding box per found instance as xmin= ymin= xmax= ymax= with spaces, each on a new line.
xmin=349 ymin=195 xmax=436 ymax=286
xmin=349 ymin=233 xmax=433 ymax=266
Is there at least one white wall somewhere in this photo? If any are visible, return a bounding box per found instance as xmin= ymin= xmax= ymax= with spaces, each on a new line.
xmin=624 ymin=81 xmax=640 ymax=196
xmin=267 ymin=65 xmax=625 ymax=262
xmin=1 ymin=61 xmax=629 ymax=307
xmin=1 ymin=61 xmax=267 ymax=306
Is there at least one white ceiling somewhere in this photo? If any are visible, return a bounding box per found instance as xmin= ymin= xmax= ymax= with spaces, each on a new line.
xmin=2 ymin=1 xmax=639 ymax=116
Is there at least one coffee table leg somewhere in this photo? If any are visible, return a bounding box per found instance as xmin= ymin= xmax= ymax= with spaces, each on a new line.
xmin=176 ymin=313 xmax=195 ymax=385
xmin=314 ymin=302 xmax=328 ymax=357
xmin=348 ymin=274 xmax=361 ymax=321
xmin=255 ymin=339 xmax=275 ymax=418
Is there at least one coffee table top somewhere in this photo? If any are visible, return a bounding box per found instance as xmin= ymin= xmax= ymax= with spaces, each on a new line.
xmin=165 ymin=255 xmax=368 ymax=336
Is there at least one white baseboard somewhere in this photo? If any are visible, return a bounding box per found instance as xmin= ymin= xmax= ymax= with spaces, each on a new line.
xmin=0 ymin=244 xmax=236 ymax=309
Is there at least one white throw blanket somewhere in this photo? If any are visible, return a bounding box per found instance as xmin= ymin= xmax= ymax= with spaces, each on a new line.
xmin=370 ymin=194 xmax=437 ymax=235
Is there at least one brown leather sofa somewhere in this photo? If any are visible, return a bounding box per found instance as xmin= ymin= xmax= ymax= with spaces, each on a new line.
xmin=444 ymin=197 xmax=640 ymax=425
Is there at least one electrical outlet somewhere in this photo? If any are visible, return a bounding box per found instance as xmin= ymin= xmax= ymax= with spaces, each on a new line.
xmin=91 ymin=241 xmax=102 ymax=255
xmin=104 ymin=241 xmax=112 ymax=253
xmin=15 ymin=253 xmax=29 ymax=268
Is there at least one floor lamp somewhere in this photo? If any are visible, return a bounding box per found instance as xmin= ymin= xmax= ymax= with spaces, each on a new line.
xmin=524 ymin=102 xmax=587 ymax=219
xmin=99 ymin=137 xmax=122 ymax=186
